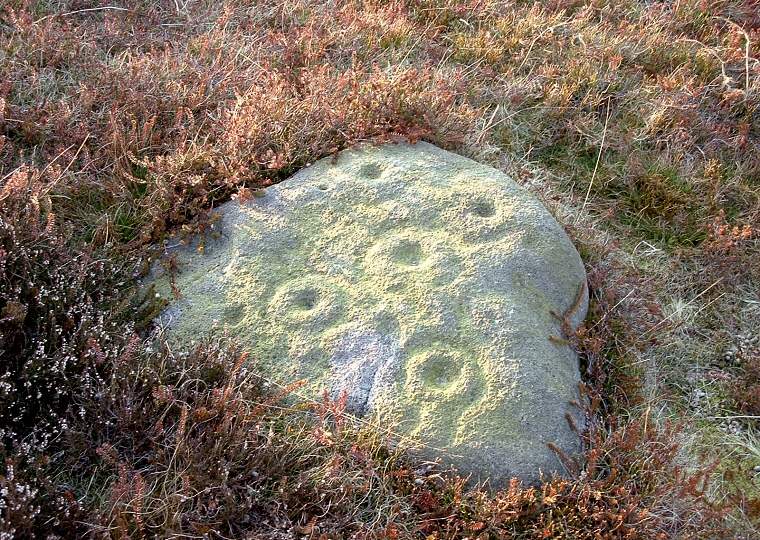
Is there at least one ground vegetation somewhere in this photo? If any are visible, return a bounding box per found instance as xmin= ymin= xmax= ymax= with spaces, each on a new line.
xmin=1 ymin=0 xmax=758 ymax=537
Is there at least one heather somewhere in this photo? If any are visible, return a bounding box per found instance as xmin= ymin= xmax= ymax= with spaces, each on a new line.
xmin=0 ymin=0 xmax=758 ymax=538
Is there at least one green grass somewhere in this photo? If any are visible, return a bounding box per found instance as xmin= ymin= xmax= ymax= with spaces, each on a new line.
xmin=1 ymin=0 xmax=759 ymax=537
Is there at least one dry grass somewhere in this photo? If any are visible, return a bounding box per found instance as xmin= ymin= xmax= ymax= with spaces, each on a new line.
xmin=1 ymin=0 xmax=759 ymax=537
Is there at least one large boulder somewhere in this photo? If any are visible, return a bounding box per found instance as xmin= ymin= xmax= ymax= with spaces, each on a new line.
xmin=151 ymin=141 xmax=588 ymax=488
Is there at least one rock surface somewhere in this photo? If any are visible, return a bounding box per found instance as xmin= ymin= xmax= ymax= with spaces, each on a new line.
xmin=151 ymin=141 xmax=589 ymax=487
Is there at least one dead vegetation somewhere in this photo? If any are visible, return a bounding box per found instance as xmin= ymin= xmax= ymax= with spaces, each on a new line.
xmin=1 ymin=0 xmax=759 ymax=537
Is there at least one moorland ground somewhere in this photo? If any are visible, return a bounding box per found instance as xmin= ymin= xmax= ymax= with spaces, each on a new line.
xmin=0 ymin=0 xmax=758 ymax=538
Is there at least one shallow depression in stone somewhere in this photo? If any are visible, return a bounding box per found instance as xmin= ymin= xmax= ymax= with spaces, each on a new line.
xmin=390 ymin=239 xmax=425 ymax=267
xmin=359 ymin=162 xmax=383 ymax=179
xmin=420 ymin=352 xmax=462 ymax=388
xmin=407 ymin=349 xmax=468 ymax=390
xmin=223 ymin=303 xmax=246 ymax=324
xmin=470 ymin=199 xmax=496 ymax=218
xmin=293 ymin=287 xmax=319 ymax=311
xmin=439 ymin=193 xmax=515 ymax=245
xmin=364 ymin=233 xmax=438 ymax=278
xmin=268 ymin=277 xmax=346 ymax=329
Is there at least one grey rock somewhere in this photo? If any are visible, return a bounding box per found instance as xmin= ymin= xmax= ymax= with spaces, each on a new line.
xmin=149 ymin=141 xmax=589 ymax=488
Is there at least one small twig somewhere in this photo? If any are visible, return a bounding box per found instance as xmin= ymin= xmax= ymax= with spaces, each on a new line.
xmin=682 ymin=38 xmax=731 ymax=87
xmin=518 ymin=22 xmax=567 ymax=71
xmin=644 ymin=278 xmax=725 ymax=338
xmin=0 ymin=138 xmax=82 ymax=199
xmin=0 ymin=165 xmax=24 ymax=185
xmin=586 ymin=289 xmax=635 ymax=334
xmin=34 ymin=6 xmax=142 ymax=25
xmin=37 ymin=142 xmax=76 ymax=176
xmin=398 ymin=19 xmax=435 ymax=68
xmin=475 ymin=105 xmax=500 ymax=145
xmin=57 ymin=134 xmax=90 ymax=179
xmin=709 ymin=415 xmax=760 ymax=421
xmin=550 ymin=282 xmax=589 ymax=344
xmin=577 ymin=96 xmax=611 ymax=225
xmin=475 ymin=104 xmax=557 ymax=146
xmin=714 ymin=16 xmax=756 ymax=97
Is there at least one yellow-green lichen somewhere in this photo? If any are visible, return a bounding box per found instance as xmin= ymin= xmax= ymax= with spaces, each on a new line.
xmin=150 ymin=141 xmax=588 ymax=487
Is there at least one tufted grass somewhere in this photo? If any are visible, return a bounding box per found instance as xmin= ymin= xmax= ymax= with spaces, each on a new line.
xmin=1 ymin=0 xmax=758 ymax=537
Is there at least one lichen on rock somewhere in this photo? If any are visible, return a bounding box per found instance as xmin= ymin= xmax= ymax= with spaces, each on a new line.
xmin=149 ymin=141 xmax=589 ymax=488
